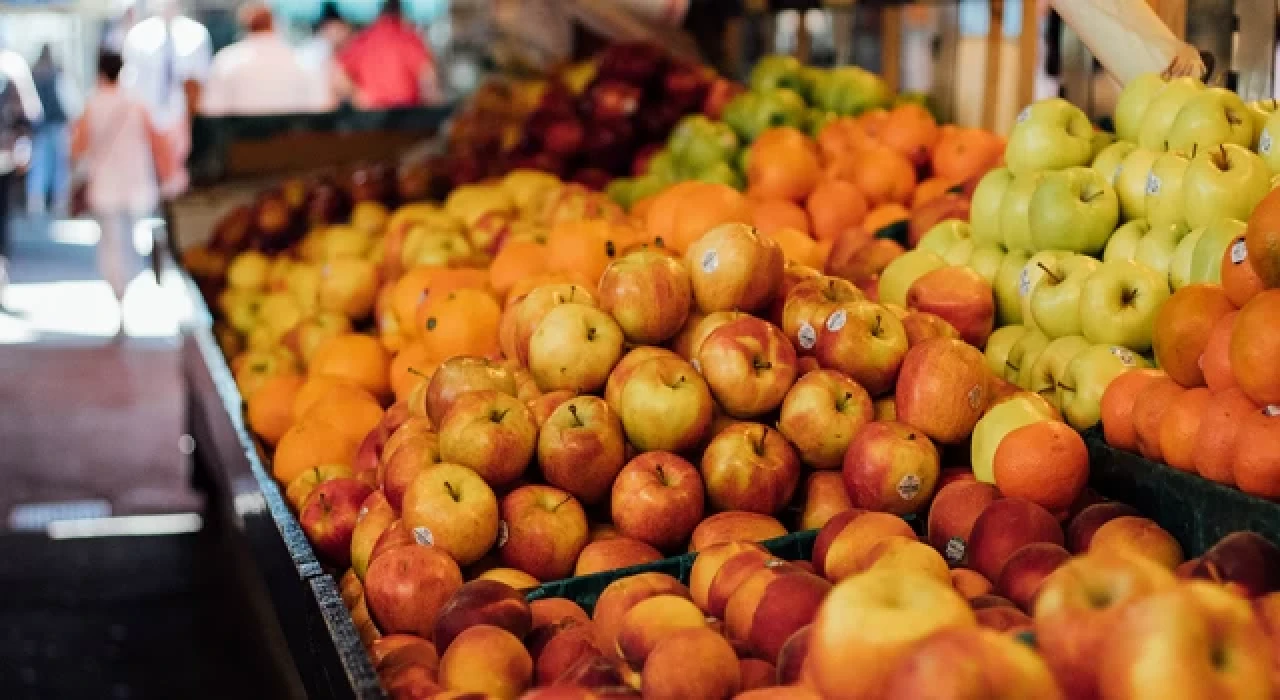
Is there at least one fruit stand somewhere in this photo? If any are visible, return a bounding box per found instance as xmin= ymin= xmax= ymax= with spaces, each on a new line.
xmin=164 ymin=4 xmax=1280 ymax=698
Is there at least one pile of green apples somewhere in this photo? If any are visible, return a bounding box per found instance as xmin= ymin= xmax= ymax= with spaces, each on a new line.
xmin=876 ymin=74 xmax=1280 ymax=437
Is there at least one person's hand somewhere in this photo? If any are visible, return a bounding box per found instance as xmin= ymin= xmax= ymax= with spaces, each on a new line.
xmin=1162 ymin=43 xmax=1208 ymax=80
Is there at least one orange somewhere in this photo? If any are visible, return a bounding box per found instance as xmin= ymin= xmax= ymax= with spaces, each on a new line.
xmin=911 ymin=177 xmax=960 ymax=210
xmin=1130 ymin=377 xmax=1186 ymax=461
xmin=390 ymin=266 xmax=490 ymax=336
xmin=1229 ymin=289 xmax=1280 ymax=405
xmin=273 ymin=416 xmax=359 ymax=484
xmin=766 ymin=227 xmax=826 ymax=270
xmin=246 ymin=373 xmax=305 ymax=445
xmin=293 ymin=375 xmax=363 ymax=422
xmin=297 ymin=383 xmax=385 ymax=446
xmin=1195 ymin=387 xmax=1259 ymax=485
xmin=309 ymin=333 xmax=392 ymax=401
xmin=489 ymin=240 xmax=548 ymax=303
xmin=545 ymin=219 xmax=620 ymax=284
xmin=750 ymin=197 xmax=811 ymax=236
xmin=746 ymin=127 xmax=822 ymax=202
xmin=877 ymin=103 xmax=939 ymax=167
xmin=1222 ymin=236 xmax=1267 ymax=308
xmin=630 ymin=194 xmax=659 ymax=220
xmin=389 ymin=341 xmax=440 ymax=404
xmin=839 ymin=144 xmax=916 ymax=206
xmin=861 ymin=203 xmax=911 ymax=237
xmin=992 ymin=420 xmax=1089 ymax=512
xmin=1245 ymin=186 xmax=1280 ymax=287
xmin=1200 ymin=311 xmax=1238 ymax=392
xmin=806 ymin=179 xmax=869 ymax=242
xmin=1151 ymin=284 xmax=1234 ymax=388
xmin=1234 ymin=408 xmax=1280 ymax=499
xmin=931 ymin=128 xmax=1005 ymax=182
xmin=417 ymin=287 xmax=502 ymax=361
xmin=1099 ymin=369 xmax=1167 ymax=452
xmin=663 ymin=183 xmax=752 ymax=254
xmin=1156 ymin=387 xmax=1212 ymax=473
xmin=857 ymin=108 xmax=891 ymax=140
xmin=645 ymin=181 xmax=703 ymax=247
xmin=816 ymin=117 xmax=874 ymax=163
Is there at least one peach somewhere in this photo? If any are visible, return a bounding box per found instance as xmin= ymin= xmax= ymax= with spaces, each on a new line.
xmin=477 ymin=567 xmax=540 ymax=591
xmin=776 ymin=624 xmax=813 ymax=686
xmin=530 ymin=598 xmax=589 ymax=629
xmin=975 ymin=605 xmax=1033 ymax=633
xmin=967 ymin=498 xmax=1063 ymax=583
xmin=527 ymin=618 xmax=601 ymax=686
xmin=862 ymin=535 xmax=951 ymax=585
xmin=438 ymin=624 xmax=533 ymax=699
xmin=340 ymin=568 xmax=363 ymax=610
xmin=688 ymin=511 xmax=788 ymax=552
xmin=689 ymin=541 xmax=770 ymax=613
xmin=926 ymin=480 xmax=1000 ymax=567
xmin=799 ymin=471 xmax=856 ymax=531
xmin=724 ymin=564 xmax=832 ymax=661
xmin=432 ymin=579 xmax=532 ymax=652
xmin=882 ymin=626 xmax=1060 ymax=698
xmin=640 ymin=627 xmax=742 ymax=700
xmin=738 ymin=658 xmax=776 ymax=691
xmin=811 ymin=509 xmax=865 ymax=577
xmin=591 ymin=573 xmax=691 ymax=659
xmin=735 ymin=688 xmax=820 ymax=700
xmin=951 ymin=568 xmax=993 ymax=599
xmin=1065 ymin=502 xmax=1140 ymax=553
xmin=379 ymin=662 xmax=443 ymax=698
xmin=705 ymin=549 xmax=775 ymax=620
xmin=519 ymin=688 xmax=604 ymax=700
xmin=554 ymin=654 xmax=641 ymax=694
xmin=816 ymin=511 xmax=917 ymax=582
xmin=349 ymin=594 xmax=381 ymax=649
xmin=970 ymin=594 xmax=1018 ymax=610
xmin=574 ymin=537 xmax=663 ymax=577
xmin=364 ymin=544 xmax=463 ymax=638
xmin=937 ymin=466 xmax=978 ymax=489
xmin=615 ymin=595 xmax=708 ymax=668
xmin=370 ymin=634 xmax=438 ymax=670
xmin=1089 ymin=516 xmax=1184 ymax=570
xmin=995 ymin=543 xmax=1072 ymax=612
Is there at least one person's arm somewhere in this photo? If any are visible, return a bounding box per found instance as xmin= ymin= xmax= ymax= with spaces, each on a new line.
xmin=0 ymin=51 xmax=43 ymax=124
xmin=70 ymin=108 xmax=89 ymax=161
xmin=183 ymin=23 xmax=215 ymax=122
xmin=1049 ymin=0 xmax=1205 ymax=84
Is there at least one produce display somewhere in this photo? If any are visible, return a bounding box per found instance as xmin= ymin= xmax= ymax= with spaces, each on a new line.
xmin=175 ymin=41 xmax=1280 ymax=700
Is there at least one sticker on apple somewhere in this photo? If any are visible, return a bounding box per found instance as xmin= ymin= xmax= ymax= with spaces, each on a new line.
xmin=897 ymin=474 xmax=921 ymax=501
xmin=1261 ymin=129 xmax=1273 ymax=155
xmin=700 ymin=249 xmax=719 ymax=274
xmin=1145 ymin=172 xmax=1161 ymax=196
xmin=358 ymin=506 xmax=369 ymax=519
xmin=413 ymin=526 xmax=434 ymax=547
xmin=1018 ymin=266 xmax=1033 ymax=297
xmin=691 ymin=358 xmax=702 ymax=373
xmin=1109 ymin=346 xmax=1138 ymax=366
xmin=1015 ymin=107 xmax=1030 ymax=124
xmin=1231 ymin=239 xmax=1248 ymax=265
xmin=826 ymin=309 xmax=847 ymax=332
xmin=496 ymin=520 xmax=509 ymax=548
xmin=1113 ymin=164 xmax=1123 ymax=182
xmin=797 ymin=321 xmax=817 ymax=349
xmin=1266 ymin=405 xmax=1280 ymax=417
xmin=944 ymin=537 xmax=966 ymax=565
xmin=967 ymin=385 xmax=983 ymax=410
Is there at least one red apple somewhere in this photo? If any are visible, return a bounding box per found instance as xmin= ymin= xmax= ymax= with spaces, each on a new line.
xmin=500 ymin=485 xmax=590 ymax=582
xmin=812 ymin=300 xmax=909 ymax=396
xmin=611 ymin=452 xmax=706 ymax=552
xmin=537 ymin=396 xmax=627 ymax=505
xmin=895 ymin=337 xmax=992 ymax=444
xmin=842 ymin=421 xmax=940 ymax=516
xmin=685 ymin=222 xmax=784 ymax=314
xmin=697 ymin=316 xmax=799 ymax=418
xmin=615 ymin=355 xmax=714 ymax=453
xmin=598 ymin=249 xmax=693 ymax=345
xmin=906 ymin=266 xmax=996 ymax=347
xmin=425 ymin=355 xmax=518 ymax=426
xmin=701 ymin=422 xmax=802 ymax=516
xmin=778 ymin=369 xmax=874 ymax=469
xmin=299 ymin=478 xmax=373 ymax=567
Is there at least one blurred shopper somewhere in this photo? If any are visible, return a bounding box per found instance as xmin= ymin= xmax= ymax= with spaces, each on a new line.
xmin=297 ymin=2 xmax=354 ymax=110
xmin=201 ymin=3 xmax=326 ymax=115
xmin=0 ymin=47 xmax=42 ymax=298
xmin=72 ymin=51 xmax=173 ymax=325
xmin=27 ymin=45 xmax=77 ymax=216
xmin=338 ymin=0 xmax=437 ymax=108
xmin=103 ymin=0 xmax=140 ymax=54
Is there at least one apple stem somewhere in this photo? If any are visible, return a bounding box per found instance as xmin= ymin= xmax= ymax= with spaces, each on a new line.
xmin=753 ymin=427 xmax=768 ymax=456
xmin=1037 ymin=262 xmax=1062 ymax=284
xmin=670 ymin=375 xmax=687 ymax=389
xmin=552 ymin=494 xmax=573 ymax=512
xmin=587 ymin=327 xmax=597 ymax=342
xmin=318 ymin=491 xmax=331 ymax=513
xmin=655 ymin=465 xmax=668 ymax=486
xmin=836 ymin=391 xmax=853 ymax=411
xmin=568 ymin=403 xmax=584 ymax=427
xmin=753 ymin=357 xmax=773 ymax=372
xmin=490 ymin=408 xmax=510 ymax=423
xmin=1082 ymin=188 xmax=1103 ymax=204
xmin=1121 ymin=287 xmax=1139 ymax=308
xmin=444 ymin=480 xmax=460 ymax=502
xmin=407 ymin=367 xmax=429 ymax=380
xmin=605 ymin=240 xmax=617 ymax=258
xmin=871 ymin=315 xmax=882 ymax=337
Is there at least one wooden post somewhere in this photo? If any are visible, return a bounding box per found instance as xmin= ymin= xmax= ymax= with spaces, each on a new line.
xmin=983 ymin=0 xmax=1005 ymax=130
xmin=1018 ymin=0 xmax=1039 ymax=111
xmin=1149 ymin=0 xmax=1188 ymax=40
xmin=881 ymin=6 xmax=902 ymax=91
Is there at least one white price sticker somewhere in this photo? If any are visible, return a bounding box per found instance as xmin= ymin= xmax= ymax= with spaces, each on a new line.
xmin=1016 ymin=107 xmax=1031 ymax=124
xmin=1231 ymin=239 xmax=1248 ymax=264
xmin=1145 ymin=172 xmax=1161 ymax=196
xmin=496 ymin=520 xmax=509 ymax=548
xmin=700 ymin=249 xmax=719 ymax=273
xmin=413 ymin=526 xmax=434 ymax=546
xmin=1113 ymin=164 xmax=1123 ymax=182
xmin=1261 ymin=129 xmax=1274 ymax=155
xmin=897 ymin=474 xmax=922 ymax=501
xmin=691 ymin=358 xmax=702 ymax=374
xmin=1109 ymin=346 xmax=1138 ymax=367
xmin=1266 ymin=405 xmax=1280 ymax=417
xmin=797 ymin=321 xmax=817 ymax=349
xmin=1018 ymin=266 xmax=1033 ymax=297
xmin=825 ymin=309 xmax=847 ymax=332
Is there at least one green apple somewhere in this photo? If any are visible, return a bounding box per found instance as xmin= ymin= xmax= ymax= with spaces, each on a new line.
xmin=1137 ymin=76 xmax=1204 ymax=151
xmin=1007 ymin=327 xmax=1050 ymax=388
xmin=917 ymin=219 xmax=970 ymax=256
xmin=1057 ymin=344 xmax=1150 ymax=430
xmin=1166 ymin=87 xmax=1254 ymax=153
xmin=985 ymin=325 xmax=1028 ymax=377
xmin=1093 ymin=141 xmax=1138 ymax=187
xmin=1169 ymin=227 xmax=1203 ymax=289
xmin=1028 ymin=254 xmax=1100 ymax=339
xmin=1145 ymin=149 xmax=1193 ymax=231
xmin=1026 ymin=335 xmax=1093 ymax=410
xmin=999 ymin=172 xmax=1045 ymax=253
xmin=943 ymin=238 xmax=976 ymax=266
xmin=1091 ymin=130 xmax=1116 ymax=159
xmin=1189 ymin=217 xmax=1246 ymax=284
xmin=1005 ymin=98 xmax=1096 ymax=175
xmin=1103 ymin=219 xmax=1150 ymax=263
xmin=968 ymin=245 xmax=1007 ymax=285
xmin=1079 ymin=260 xmax=1172 ymax=352
xmin=1018 ymin=251 xmax=1070 ymax=333
xmin=1247 ymin=99 xmax=1278 ymax=146
xmin=1115 ymin=73 xmax=1169 ymax=143
xmin=1182 ymin=144 xmax=1272 ymax=229
xmin=993 ymin=249 xmax=1031 ymax=326
xmin=878 ymin=250 xmax=945 ymax=308
xmin=1260 ymin=109 xmax=1280 ymax=174
xmin=970 ymin=392 xmax=1059 ymax=484
xmin=1114 ymin=148 xmax=1161 ymax=221
xmin=971 ymin=168 xmax=1014 ymax=248
xmin=1134 ymin=221 xmax=1192 ymax=283
xmin=1028 ymin=167 xmax=1120 ymax=254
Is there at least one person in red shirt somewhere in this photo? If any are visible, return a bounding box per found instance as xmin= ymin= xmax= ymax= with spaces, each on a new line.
xmin=337 ymin=0 xmax=437 ymax=109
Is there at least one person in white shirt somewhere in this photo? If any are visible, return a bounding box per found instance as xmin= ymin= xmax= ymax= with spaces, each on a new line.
xmin=295 ymin=2 xmax=353 ymax=110
xmin=200 ymin=4 xmax=328 ymax=116
xmin=120 ymin=0 xmax=211 ymax=140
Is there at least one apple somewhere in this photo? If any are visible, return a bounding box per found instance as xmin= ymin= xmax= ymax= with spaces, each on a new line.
xmin=1115 ymin=73 xmax=1169 ymax=143
xmin=812 ymin=300 xmax=910 ymax=396
xmin=611 ymin=452 xmax=706 ymax=552
xmin=970 ymin=391 xmax=1059 ymax=483
xmin=993 ymin=250 xmax=1032 ymax=325
xmin=1029 ymin=167 xmax=1119 ymax=255
xmin=1005 ymin=98 xmax=1095 ymax=175
xmin=401 ymin=462 xmax=499 ymax=567
xmin=826 ymin=238 xmax=904 ymax=289
xmin=500 ymin=485 xmax=589 ymax=582
xmin=1115 ymin=148 xmax=1162 ymax=221
xmin=1024 ymin=335 xmax=1092 ymax=410
xmin=501 ymin=283 xmax=598 ymax=368
xmin=615 ymin=355 xmax=714 ymax=453
xmin=437 ymin=389 xmax=538 ymax=488
xmin=895 ymin=338 xmax=992 ymax=445
xmin=1190 ymin=532 xmax=1280 ymax=598
xmin=299 ymin=478 xmax=374 ymax=567
xmin=685 ymin=222 xmax=784 ymax=314
xmin=1104 ymin=219 xmax=1150 ymax=264
xmin=1190 ymin=218 xmax=1246 ymax=284
xmin=916 ymin=220 xmax=970 ymax=256
xmin=363 ymin=544 xmax=464 ymax=639
xmin=780 ymin=275 xmax=864 ymax=352
xmin=966 ymin=245 xmax=1007 ymax=286
xmin=1027 ymin=253 xmax=1100 ymax=339
xmin=528 ymin=302 xmax=624 ymax=395
xmin=999 ymin=172 xmax=1045 ymax=253
xmin=1080 ymin=260 xmax=1172 ymax=353
xmin=598 ymin=249 xmax=693 ymax=345
xmin=1093 ymin=141 xmax=1138 ymax=187
xmin=1136 ymin=76 xmax=1203 ymax=150
xmin=697 ymin=317 xmax=798 ymax=418
xmin=877 ymin=250 xmax=945 ymax=308
xmin=1145 ymin=149 xmax=1193 ymax=232
xmin=1261 ymin=109 xmax=1280 ymax=173
xmin=970 ymin=167 xmax=1014 ymax=248
xmin=778 ymin=369 xmax=874 ymax=469
xmin=1182 ymin=144 xmax=1272 ymax=230
xmin=537 ymin=396 xmax=627 ymax=505
xmin=604 ymin=346 xmax=681 ymax=413
xmin=1168 ymin=227 xmax=1204 ymax=290
xmin=942 ymin=238 xmax=976 ymax=267
xmin=1135 ymin=221 xmax=1193 ymax=282
xmin=1057 ymin=344 xmax=1149 ymax=430
xmin=985 ymin=325 xmax=1028 ymax=377
xmin=906 ymin=266 xmax=996 ymax=347
xmin=425 ymin=355 xmax=519 ymax=427
xmin=701 ymin=422 xmax=802 ymax=515
xmin=1166 ymin=87 xmax=1255 ymax=152
xmin=1017 ymin=251 xmax=1070 ymax=334
xmin=1006 ymin=328 xmax=1050 ymax=388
